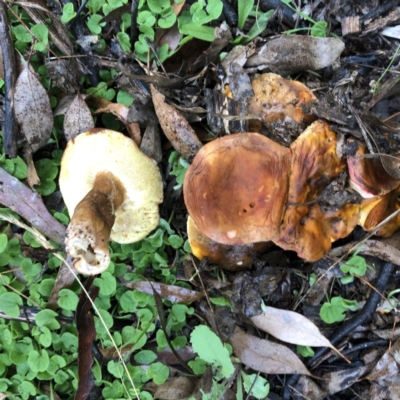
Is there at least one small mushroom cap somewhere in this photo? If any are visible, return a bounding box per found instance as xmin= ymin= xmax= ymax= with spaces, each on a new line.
xmin=184 ymin=132 xmax=291 ymax=245
xmin=248 ymin=73 xmax=316 ymax=126
xmin=187 ymin=216 xmax=271 ymax=271
xmin=60 ymin=129 xmax=163 ymax=243
xmin=348 ymin=146 xmax=400 ymax=198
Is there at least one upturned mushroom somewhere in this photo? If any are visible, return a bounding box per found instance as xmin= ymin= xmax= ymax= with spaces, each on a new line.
xmin=59 ymin=129 xmax=163 ymax=275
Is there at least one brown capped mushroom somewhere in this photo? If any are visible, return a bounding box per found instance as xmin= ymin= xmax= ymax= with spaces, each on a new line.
xmin=183 ymin=132 xmax=291 ymax=245
xmin=187 ymin=216 xmax=271 ymax=271
xmin=59 ymin=129 xmax=163 ymax=275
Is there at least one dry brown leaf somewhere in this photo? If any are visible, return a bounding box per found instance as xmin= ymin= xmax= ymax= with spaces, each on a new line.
xmin=154 ymin=376 xmax=196 ymax=400
xmin=229 ymin=327 xmax=312 ymax=376
xmin=14 ymin=64 xmax=53 ymax=152
xmin=246 ymin=35 xmax=345 ymax=75
xmin=321 ymin=366 xmax=368 ymax=395
xmin=120 ymin=279 xmax=204 ymax=303
xmin=151 ymin=85 xmax=203 ymax=161
xmin=63 ymin=94 xmax=95 ymax=141
xmin=251 ymin=306 xmax=336 ymax=349
xmin=24 ymin=145 xmax=41 ymax=189
xmin=140 ymin=124 xmax=162 ymax=163
xmin=366 ymin=352 xmax=400 ymax=385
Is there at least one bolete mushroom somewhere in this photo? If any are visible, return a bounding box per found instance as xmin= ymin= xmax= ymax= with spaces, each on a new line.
xmin=187 ymin=216 xmax=271 ymax=271
xmin=183 ymin=132 xmax=291 ymax=245
xmin=184 ymin=121 xmax=360 ymax=262
xmin=59 ymin=129 xmax=163 ymax=275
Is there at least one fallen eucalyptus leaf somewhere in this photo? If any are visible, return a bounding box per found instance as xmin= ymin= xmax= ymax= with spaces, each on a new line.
xmin=151 ymin=85 xmax=203 ymax=161
xmin=63 ymin=94 xmax=94 ymax=141
xmin=229 ymin=327 xmax=312 ymax=376
xmin=0 ymin=167 xmax=65 ymax=244
xmin=120 ymin=278 xmax=204 ymax=303
xmin=251 ymin=306 xmax=337 ymax=349
xmin=14 ymin=65 xmax=53 ymax=152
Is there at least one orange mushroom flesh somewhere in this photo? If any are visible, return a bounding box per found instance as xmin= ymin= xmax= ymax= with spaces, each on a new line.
xmin=348 ymin=145 xmax=400 ymax=198
xmin=248 ymin=73 xmax=317 ymax=131
xmin=275 ymin=120 xmax=359 ymax=261
xmin=187 ymin=216 xmax=271 ymax=271
xmin=183 ymin=132 xmax=291 ymax=245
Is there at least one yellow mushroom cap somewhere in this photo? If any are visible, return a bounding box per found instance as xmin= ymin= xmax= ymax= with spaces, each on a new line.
xmin=59 ymin=129 xmax=163 ymax=244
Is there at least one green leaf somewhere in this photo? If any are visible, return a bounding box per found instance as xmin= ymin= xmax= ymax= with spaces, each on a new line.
xmin=18 ymin=381 xmax=36 ymax=398
xmin=190 ymin=325 xmax=234 ymax=378
xmin=168 ymin=235 xmax=183 ymax=249
xmin=120 ymin=290 xmax=138 ymax=313
xmin=0 ymin=233 xmax=8 ymax=253
xmin=35 ymin=309 xmax=60 ymax=330
xmin=158 ymin=10 xmax=176 ymax=29
xmin=28 ymin=349 xmax=49 ymax=372
xmin=296 ymin=345 xmax=315 ymax=358
xmin=117 ymin=90 xmax=134 ymax=107
xmin=12 ymin=156 xmax=28 ymax=179
xmin=147 ymin=361 xmax=169 ymax=385
xmin=311 ymin=20 xmax=328 ymax=37
xmin=61 ymin=3 xmax=76 ymax=23
xmin=137 ymin=11 xmax=156 ymax=27
xmin=320 ymin=297 xmax=347 ymax=324
xmin=134 ymin=350 xmax=157 ymax=364
xmin=60 ymin=332 xmax=78 ymax=351
xmin=340 ymin=255 xmax=367 ymax=277
xmin=242 ymin=372 xmax=270 ymax=399
xmin=107 ymin=360 xmax=124 ymax=378
xmin=94 ymin=272 xmax=116 ymax=296
xmin=0 ymin=292 xmax=22 ymax=317
xmin=238 ymin=0 xmax=254 ymax=30
xmin=31 ymin=24 xmax=49 ymax=52
xmin=179 ymin=24 xmax=215 ymax=42
xmin=13 ymin=25 xmax=32 ymax=42
xmin=210 ymin=297 xmax=232 ymax=309
xmin=240 ymin=11 xmax=273 ymax=44
xmin=87 ymin=14 xmax=106 ymax=34
xmin=94 ymin=308 xmax=114 ymax=334
xmin=116 ymin=31 xmax=131 ymax=52
xmin=58 ymin=289 xmax=79 ymax=311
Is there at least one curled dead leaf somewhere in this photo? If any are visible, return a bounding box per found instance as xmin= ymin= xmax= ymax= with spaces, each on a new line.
xmin=151 ymin=85 xmax=203 ymax=161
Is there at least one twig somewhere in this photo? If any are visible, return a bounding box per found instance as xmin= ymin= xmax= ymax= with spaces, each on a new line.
xmin=0 ymin=0 xmax=18 ymax=157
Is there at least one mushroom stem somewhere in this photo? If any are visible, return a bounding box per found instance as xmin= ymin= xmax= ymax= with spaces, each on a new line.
xmin=65 ymin=171 xmax=126 ymax=275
